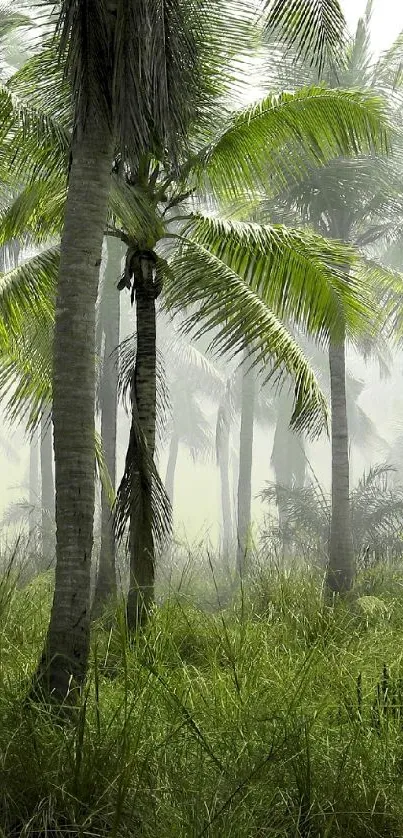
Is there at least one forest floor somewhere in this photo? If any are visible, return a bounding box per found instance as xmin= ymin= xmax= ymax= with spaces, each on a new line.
xmin=1 ymin=559 xmax=403 ymax=836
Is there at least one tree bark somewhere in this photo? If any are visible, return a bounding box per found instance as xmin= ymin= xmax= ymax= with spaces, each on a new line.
xmin=165 ymin=430 xmax=179 ymax=507
xmin=126 ymin=251 xmax=161 ymax=630
xmin=236 ymin=356 xmax=255 ymax=574
xmin=218 ymin=415 xmax=233 ymax=555
xmin=92 ymin=237 xmax=122 ymax=617
xmin=271 ymin=393 xmax=306 ymax=555
xmin=29 ymin=430 xmax=39 ymax=555
xmin=40 ymin=407 xmax=55 ymax=567
xmin=325 ymin=331 xmax=355 ymax=594
xmin=34 ymin=111 xmax=114 ymax=700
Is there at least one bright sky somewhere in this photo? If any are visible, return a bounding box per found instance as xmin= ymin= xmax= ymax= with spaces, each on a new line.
xmin=343 ymin=0 xmax=403 ymax=53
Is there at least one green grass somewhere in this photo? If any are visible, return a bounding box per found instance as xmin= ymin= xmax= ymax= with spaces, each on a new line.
xmin=2 ymin=560 xmax=403 ymax=836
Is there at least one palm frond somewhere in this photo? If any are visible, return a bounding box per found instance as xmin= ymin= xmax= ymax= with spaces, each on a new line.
xmin=165 ymin=236 xmax=328 ymax=436
xmin=95 ymin=430 xmax=115 ymax=510
xmin=0 ymin=315 xmax=53 ymax=430
xmin=0 ymin=80 xmax=69 ymax=183
xmin=179 ymin=215 xmax=373 ymax=342
xmin=9 ymin=41 xmax=73 ymax=130
xmin=114 ymin=408 xmax=172 ymax=550
xmin=0 ymin=180 xmax=65 ymax=245
xmin=160 ymin=324 xmax=226 ymax=402
xmin=117 ymin=333 xmax=171 ymax=451
xmin=0 ymin=5 xmax=32 ymax=40
xmin=108 ymin=175 xmax=163 ymax=247
xmin=201 ymin=86 xmax=389 ymax=200
xmin=263 ymin=0 xmax=346 ymax=74
xmin=0 ymin=246 xmax=57 ymax=332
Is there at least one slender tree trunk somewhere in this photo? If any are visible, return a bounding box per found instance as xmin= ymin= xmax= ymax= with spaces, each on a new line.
xmin=325 ymin=331 xmax=355 ymax=594
xmin=34 ymin=111 xmax=114 ymax=700
xmin=29 ymin=431 xmax=39 ymax=555
xmin=165 ymin=431 xmax=179 ymax=506
xmin=218 ymin=416 xmax=233 ymax=555
xmin=236 ymin=356 xmax=255 ymax=574
xmin=40 ymin=407 xmax=55 ymax=567
xmin=92 ymin=237 xmax=122 ymax=617
xmin=271 ymin=394 xmax=306 ymax=556
xmin=126 ymin=251 xmax=162 ymax=630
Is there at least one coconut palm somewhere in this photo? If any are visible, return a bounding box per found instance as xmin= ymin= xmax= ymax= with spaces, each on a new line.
xmin=92 ymin=237 xmax=122 ymax=616
xmin=260 ymin=464 xmax=403 ymax=567
xmin=40 ymin=406 xmax=55 ymax=563
xmin=241 ymin=4 xmax=403 ymax=593
xmin=0 ymin=0 xmax=394 ymax=680
xmin=0 ymin=79 xmax=389 ymax=623
xmin=29 ymin=0 xmax=246 ymax=696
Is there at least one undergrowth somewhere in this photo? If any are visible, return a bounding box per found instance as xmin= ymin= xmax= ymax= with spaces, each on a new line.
xmin=1 ymin=557 xmax=403 ymax=836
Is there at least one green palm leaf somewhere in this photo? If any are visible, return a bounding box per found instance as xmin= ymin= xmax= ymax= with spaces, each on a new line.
xmin=114 ymin=411 xmax=172 ymax=550
xmin=0 ymin=180 xmax=65 ymax=245
xmin=263 ymin=0 xmax=346 ymax=73
xmin=0 ymin=82 xmax=69 ymax=183
xmin=0 ymin=315 xmax=52 ymax=429
xmin=201 ymin=86 xmax=389 ymax=200
xmin=0 ymin=246 xmax=57 ymax=332
xmin=179 ymin=215 xmax=372 ymax=342
xmin=165 ymin=237 xmax=327 ymax=436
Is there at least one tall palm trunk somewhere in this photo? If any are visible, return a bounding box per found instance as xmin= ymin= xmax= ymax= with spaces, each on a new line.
xmin=34 ymin=112 xmax=114 ymax=699
xmin=29 ymin=430 xmax=39 ymax=555
xmin=165 ymin=430 xmax=179 ymax=506
xmin=218 ymin=413 xmax=233 ymax=555
xmin=236 ymin=356 xmax=256 ymax=574
xmin=40 ymin=407 xmax=55 ymax=566
xmin=325 ymin=331 xmax=354 ymax=593
xmin=125 ymin=250 xmax=162 ymax=630
xmin=92 ymin=237 xmax=122 ymax=616
xmin=271 ymin=394 xmax=306 ymax=555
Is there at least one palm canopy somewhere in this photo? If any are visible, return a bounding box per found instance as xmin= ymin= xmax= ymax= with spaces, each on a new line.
xmin=263 ymin=0 xmax=346 ymax=74
xmin=53 ymin=0 xmax=257 ymax=163
xmin=0 ymin=5 xmax=395 ymax=435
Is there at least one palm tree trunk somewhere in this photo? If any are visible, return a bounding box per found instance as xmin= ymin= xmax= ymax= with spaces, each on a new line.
xmin=218 ymin=418 xmax=233 ymax=555
xmin=29 ymin=431 xmax=39 ymax=555
xmin=92 ymin=237 xmax=122 ymax=617
xmin=325 ymin=331 xmax=354 ymax=594
xmin=126 ymin=251 xmax=161 ymax=630
xmin=165 ymin=431 xmax=179 ymax=506
xmin=34 ymin=111 xmax=114 ymax=700
xmin=40 ymin=407 xmax=55 ymax=567
xmin=271 ymin=394 xmax=306 ymax=555
xmin=236 ymin=355 xmax=256 ymax=574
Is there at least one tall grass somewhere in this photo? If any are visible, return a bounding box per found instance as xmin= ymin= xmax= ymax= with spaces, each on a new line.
xmin=2 ymin=555 xmax=403 ymax=836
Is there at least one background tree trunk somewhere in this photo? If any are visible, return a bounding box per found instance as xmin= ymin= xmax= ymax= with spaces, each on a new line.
xmin=165 ymin=430 xmax=179 ymax=506
xmin=236 ymin=355 xmax=255 ymax=574
xmin=325 ymin=331 xmax=355 ymax=594
xmin=40 ymin=407 xmax=55 ymax=567
xmin=92 ymin=237 xmax=122 ymax=617
xmin=126 ymin=252 xmax=160 ymax=630
xmin=218 ymin=417 xmax=233 ymax=555
xmin=34 ymin=112 xmax=114 ymax=700
xmin=271 ymin=393 xmax=306 ymax=556
xmin=29 ymin=430 xmax=39 ymax=556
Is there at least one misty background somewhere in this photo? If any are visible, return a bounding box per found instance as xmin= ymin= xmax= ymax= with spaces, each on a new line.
xmin=1 ymin=0 xmax=403 ymax=551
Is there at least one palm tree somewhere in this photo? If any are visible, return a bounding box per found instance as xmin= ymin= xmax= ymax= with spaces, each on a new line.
xmin=40 ymin=406 xmax=55 ymax=564
xmin=28 ymin=0 xmax=228 ymax=697
xmin=0 ymin=0 xmax=393 ymax=679
xmin=245 ymin=4 xmax=403 ymax=592
xmin=117 ymin=245 xmax=164 ymax=629
xmin=164 ymin=379 xmax=214 ymax=507
xmin=236 ymin=353 xmax=256 ymax=572
xmin=260 ymin=464 xmax=403 ymax=568
xmin=28 ymin=428 xmax=39 ymax=553
xmin=92 ymin=237 xmax=122 ymax=616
